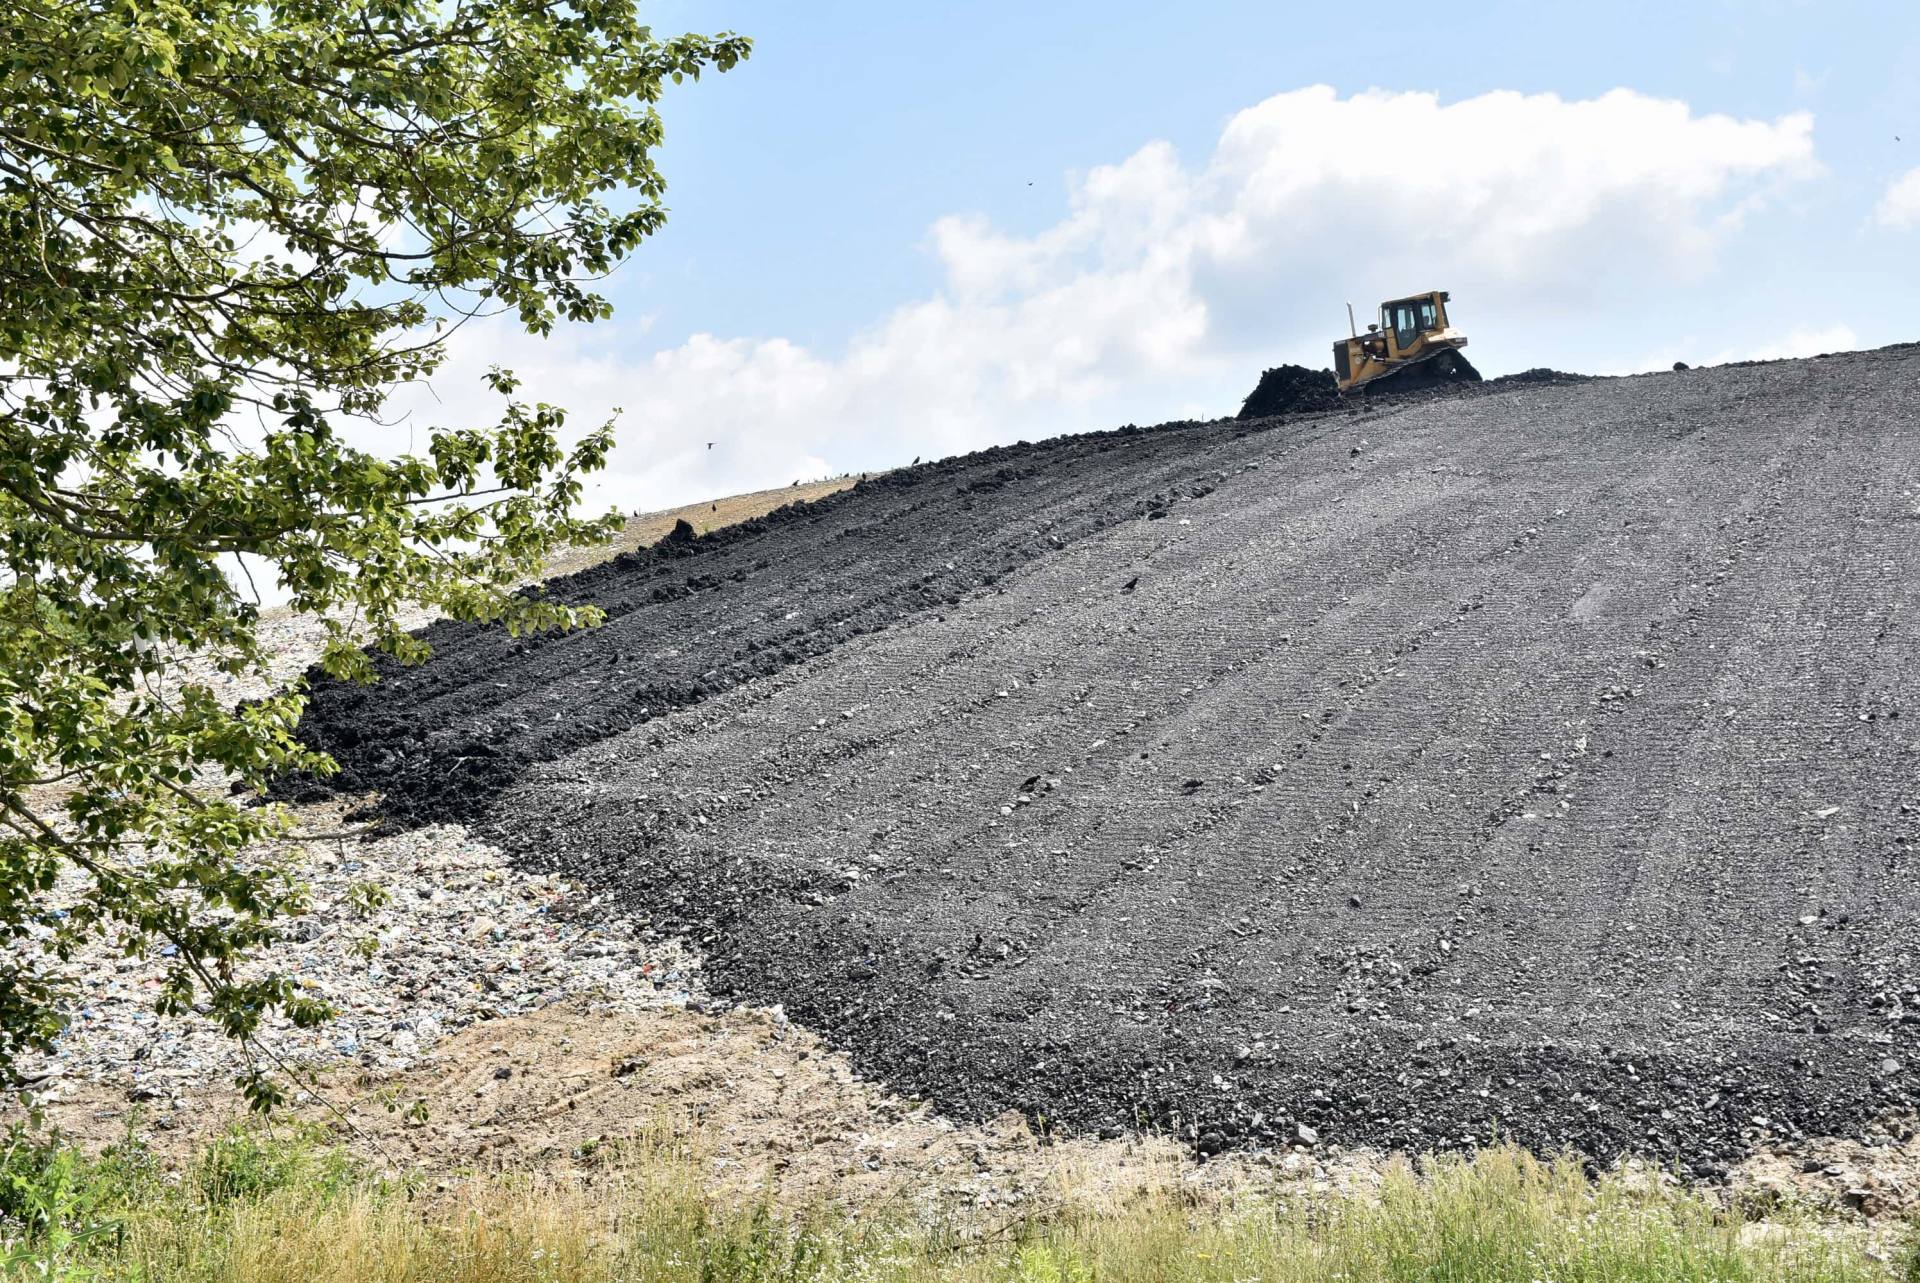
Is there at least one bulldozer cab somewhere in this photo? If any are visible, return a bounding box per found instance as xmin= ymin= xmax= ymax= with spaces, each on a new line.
xmin=1379 ymin=293 xmax=1449 ymax=360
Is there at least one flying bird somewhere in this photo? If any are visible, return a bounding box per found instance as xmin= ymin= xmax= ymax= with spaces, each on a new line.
xmin=707 ymin=441 xmax=714 ymax=449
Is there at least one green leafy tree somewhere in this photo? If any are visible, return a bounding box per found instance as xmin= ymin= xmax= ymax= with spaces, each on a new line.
xmin=0 ymin=0 xmax=747 ymax=1105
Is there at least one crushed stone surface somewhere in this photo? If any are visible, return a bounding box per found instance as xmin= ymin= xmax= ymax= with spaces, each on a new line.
xmin=17 ymin=801 xmax=706 ymax=1107
xmin=1736 ymin=1129 xmax=1920 ymax=1221
xmin=290 ymin=346 xmax=1920 ymax=1173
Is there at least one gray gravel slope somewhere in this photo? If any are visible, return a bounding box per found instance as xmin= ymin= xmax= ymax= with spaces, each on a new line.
xmin=371 ymin=349 xmax=1920 ymax=1167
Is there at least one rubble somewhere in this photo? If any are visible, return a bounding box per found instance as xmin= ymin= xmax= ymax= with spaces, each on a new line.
xmin=16 ymin=802 xmax=705 ymax=1111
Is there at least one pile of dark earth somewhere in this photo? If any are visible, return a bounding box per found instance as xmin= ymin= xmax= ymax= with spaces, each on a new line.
xmin=1237 ymin=364 xmax=1344 ymax=418
xmin=292 ymin=345 xmax=1920 ymax=1174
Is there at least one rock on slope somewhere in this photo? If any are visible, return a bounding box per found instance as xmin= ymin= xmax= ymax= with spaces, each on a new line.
xmin=296 ymin=346 xmax=1920 ymax=1171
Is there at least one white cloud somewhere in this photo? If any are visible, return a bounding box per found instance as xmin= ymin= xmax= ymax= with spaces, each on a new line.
xmin=1873 ymin=167 xmax=1920 ymax=231
xmin=1736 ymin=324 xmax=1859 ymax=363
xmin=388 ymin=86 xmax=1820 ymax=513
xmin=1609 ymin=322 xmax=1861 ymax=376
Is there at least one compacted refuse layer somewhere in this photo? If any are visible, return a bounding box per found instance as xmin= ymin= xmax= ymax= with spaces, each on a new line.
xmin=297 ymin=347 xmax=1920 ymax=1171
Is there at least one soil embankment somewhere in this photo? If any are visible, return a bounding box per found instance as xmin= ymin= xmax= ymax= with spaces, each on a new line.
xmin=295 ymin=346 xmax=1920 ymax=1172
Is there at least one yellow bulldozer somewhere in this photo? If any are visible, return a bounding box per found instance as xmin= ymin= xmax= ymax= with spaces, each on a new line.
xmin=1333 ymin=290 xmax=1479 ymax=394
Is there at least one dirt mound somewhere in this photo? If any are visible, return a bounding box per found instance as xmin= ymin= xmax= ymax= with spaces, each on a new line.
xmin=1490 ymin=367 xmax=1592 ymax=387
xmin=1236 ymin=364 xmax=1342 ymax=419
xmin=293 ymin=347 xmax=1920 ymax=1170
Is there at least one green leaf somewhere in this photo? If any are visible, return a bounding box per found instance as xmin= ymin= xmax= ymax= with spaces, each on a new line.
xmin=0 ymin=0 xmax=748 ymax=1099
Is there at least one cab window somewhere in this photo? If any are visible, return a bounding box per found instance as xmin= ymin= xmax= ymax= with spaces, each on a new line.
xmin=1417 ymin=298 xmax=1440 ymax=330
xmin=1387 ymin=302 xmax=1417 ymax=347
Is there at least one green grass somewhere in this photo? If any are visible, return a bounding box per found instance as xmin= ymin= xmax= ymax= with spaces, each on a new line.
xmin=1 ymin=1122 xmax=1913 ymax=1282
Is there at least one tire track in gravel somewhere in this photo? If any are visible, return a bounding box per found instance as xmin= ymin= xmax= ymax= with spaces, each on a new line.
xmin=296 ymin=346 xmax=1920 ymax=1170
xmin=291 ymin=410 xmax=1355 ymax=825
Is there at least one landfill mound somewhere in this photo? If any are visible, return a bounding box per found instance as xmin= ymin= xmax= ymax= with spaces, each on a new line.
xmin=295 ymin=345 xmax=1920 ymax=1170
xmin=1236 ymin=364 xmax=1342 ymax=418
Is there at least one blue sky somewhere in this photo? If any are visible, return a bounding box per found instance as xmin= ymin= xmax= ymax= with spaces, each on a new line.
xmin=392 ymin=1 xmax=1920 ymax=513
xmin=640 ymin=0 xmax=1918 ymax=349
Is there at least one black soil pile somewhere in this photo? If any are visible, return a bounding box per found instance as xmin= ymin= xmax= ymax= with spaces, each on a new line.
xmin=294 ymin=347 xmax=1920 ymax=1171
xmin=1236 ymin=364 xmax=1341 ymax=419
xmin=1490 ymin=367 xmax=1592 ymax=387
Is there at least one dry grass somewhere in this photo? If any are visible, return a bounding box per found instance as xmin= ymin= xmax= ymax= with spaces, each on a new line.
xmin=10 ymin=1126 xmax=1914 ymax=1282
xmin=544 ymin=477 xmax=860 ymax=579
